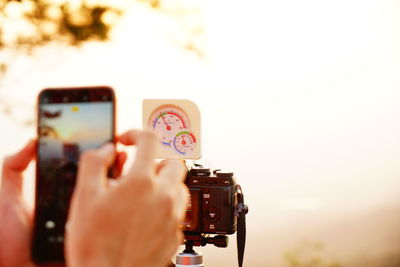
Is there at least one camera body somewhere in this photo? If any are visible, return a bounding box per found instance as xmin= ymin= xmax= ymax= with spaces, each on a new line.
xmin=182 ymin=162 xmax=238 ymax=235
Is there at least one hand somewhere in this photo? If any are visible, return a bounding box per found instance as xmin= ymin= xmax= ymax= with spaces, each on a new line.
xmin=0 ymin=141 xmax=65 ymax=267
xmin=66 ymin=130 xmax=188 ymax=267
xmin=0 ymin=140 xmax=36 ymax=267
xmin=0 ymin=139 xmax=121 ymax=267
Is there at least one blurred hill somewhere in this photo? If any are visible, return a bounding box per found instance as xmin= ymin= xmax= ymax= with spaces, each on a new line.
xmin=247 ymin=203 xmax=400 ymax=267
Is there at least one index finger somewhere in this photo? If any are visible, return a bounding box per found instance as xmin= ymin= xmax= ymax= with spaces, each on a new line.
xmin=2 ymin=139 xmax=36 ymax=194
xmin=119 ymin=129 xmax=159 ymax=179
xmin=75 ymin=143 xmax=116 ymax=198
xmin=157 ymin=160 xmax=186 ymax=183
xmin=117 ymin=129 xmax=141 ymax=146
xmin=3 ymin=139 xmax=36 ymax=173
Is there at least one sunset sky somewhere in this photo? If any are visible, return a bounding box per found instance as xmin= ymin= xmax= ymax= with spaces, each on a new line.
xmin=40 ymin=103 xmax=113 ymax=150
xmin=0 ymin=0 xmax=400 ymax=266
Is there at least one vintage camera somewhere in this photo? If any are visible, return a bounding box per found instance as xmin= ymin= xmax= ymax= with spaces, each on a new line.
xmin=176 ymin=162 xmax=248 ymax=267
xmin=181 ymin=162 xmax=238 ymax=236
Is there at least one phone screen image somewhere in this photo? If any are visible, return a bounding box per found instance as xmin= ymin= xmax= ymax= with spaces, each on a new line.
xmin=32 ymin=88 xmax=115 ymax=263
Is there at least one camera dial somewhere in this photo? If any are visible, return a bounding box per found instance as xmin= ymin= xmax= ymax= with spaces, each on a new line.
xmin=215 ymin=171 xmax=234 ymax=178
xmin=190 ymin=167 xmax=211 ymax=176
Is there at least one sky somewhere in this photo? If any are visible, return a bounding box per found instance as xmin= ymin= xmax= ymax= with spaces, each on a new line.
xmin=1 ymin=0 xmax=400 ymax=266
xmin=40 ymin=103 xmax=113 ymax=150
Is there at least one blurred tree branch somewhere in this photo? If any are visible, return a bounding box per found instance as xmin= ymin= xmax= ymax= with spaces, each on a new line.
xmin=0 ymin=0 xmax=124 ymax=125
xmin=0 ymin=0 xmax=123 ymax=71
xmin=0 ymin=0 xmax=204 ymax=125
xmin=0 ymin=0 xmax=203 ymax=73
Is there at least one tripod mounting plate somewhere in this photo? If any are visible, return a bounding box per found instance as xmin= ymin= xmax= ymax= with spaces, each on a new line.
xmin=176 ymin=251 xmax=203 ymax=267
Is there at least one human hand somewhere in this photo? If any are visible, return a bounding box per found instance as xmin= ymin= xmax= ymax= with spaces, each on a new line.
xmin=0 ymin=140 xmax=66 ymax=267
xmin=0 ymin=140 xmax=37 ymax=267
xmin=65 ymin=130 xmax=188 ymax=267
xmin=0 ymin=138 xmax=130 ymax=267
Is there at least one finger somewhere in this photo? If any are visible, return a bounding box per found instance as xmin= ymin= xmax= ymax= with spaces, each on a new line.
xmin=114 ymin=151 xmax=127 ymax=177
xmin=124 ymin=130 xmax=159 ymax=179
xmin=3 ymin=139 xmax=36 ymax=173
xmin=156 ymin=159 xmax=186 ymax=176
xmin=117 ymin=129 xmax=141 ymax=146
xmin=1 ymin=139 xmax=36 ymax=194
xmin=117 ymin=152 xmax=128 ymax=175
xmin=157 ymin=161 xmax=188 ymax=218
xmin=125 ymin=206 xmax=182 ymax=267
xmin=176 ymin=184 xmax=190 ymax=220
xmin=157 ymin=160 xmax=186 ymax=184
xmin=76 ymin=143 xmax=116 ymax=197
xmin=155 ymin=160 xmax=169 ymax=175
xmin=148 ymin=218 xmax=183 ymax=267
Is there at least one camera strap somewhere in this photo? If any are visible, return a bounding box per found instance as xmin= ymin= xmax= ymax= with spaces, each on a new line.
xmin=235 ymin=185 xmax=248 ymax=267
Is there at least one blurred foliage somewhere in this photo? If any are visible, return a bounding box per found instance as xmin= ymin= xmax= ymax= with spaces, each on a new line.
xmin=0 ymin=0 xmax=203 ymax=73
xmin=0 ymin=0 xmax=124 ymax=73
xmin=0 ymin=0 xmax=124 ymax=124
xmin=283 ymin=241 xmax=341 ymax=267
xmin=0 ymin=0 xmax=204 ymax=124
xmin=0 ymin=0 xmax=120 ymax=46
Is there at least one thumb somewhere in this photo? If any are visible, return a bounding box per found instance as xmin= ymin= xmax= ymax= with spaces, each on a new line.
xmin=1 ymin=139 xmax=36 ymax=197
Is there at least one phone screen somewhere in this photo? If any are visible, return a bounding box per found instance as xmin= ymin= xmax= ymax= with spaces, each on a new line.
xmin=32 ymin=87 xmax=115 ymax=263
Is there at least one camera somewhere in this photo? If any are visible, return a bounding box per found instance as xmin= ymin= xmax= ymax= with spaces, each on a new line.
xmin=142 ymin=99 xmax=248 ymax=266
xmin=175 ymin=161 xmax=248 ymax=267
xmin=182 ymin=162 xmax=238 ymax=236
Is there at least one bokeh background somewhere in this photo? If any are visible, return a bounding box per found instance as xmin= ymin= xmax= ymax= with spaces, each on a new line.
xmin=1 ymin=0 xmax=400 ymax=266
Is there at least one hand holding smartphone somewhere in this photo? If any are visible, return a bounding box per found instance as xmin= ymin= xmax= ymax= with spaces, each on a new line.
xmin=32 ymin=87 xmax=116 ymax=264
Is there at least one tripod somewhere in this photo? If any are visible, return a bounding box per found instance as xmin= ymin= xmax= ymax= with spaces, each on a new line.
xmin=175 ymin=242 xmax=203 ymax=267
xmin=175 ymin=234 xmax=228 ymax=267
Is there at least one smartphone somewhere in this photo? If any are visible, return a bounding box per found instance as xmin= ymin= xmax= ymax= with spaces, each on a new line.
xmin=32 ymin=87 xmax=116 ymax=264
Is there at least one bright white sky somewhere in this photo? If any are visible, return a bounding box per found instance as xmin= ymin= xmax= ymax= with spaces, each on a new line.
xmin=1 ymin=0 xmax=400 ymax=265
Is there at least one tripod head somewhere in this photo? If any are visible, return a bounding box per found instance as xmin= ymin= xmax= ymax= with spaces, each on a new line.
xmin=184 ymin=233 xmax=228 ymax=249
